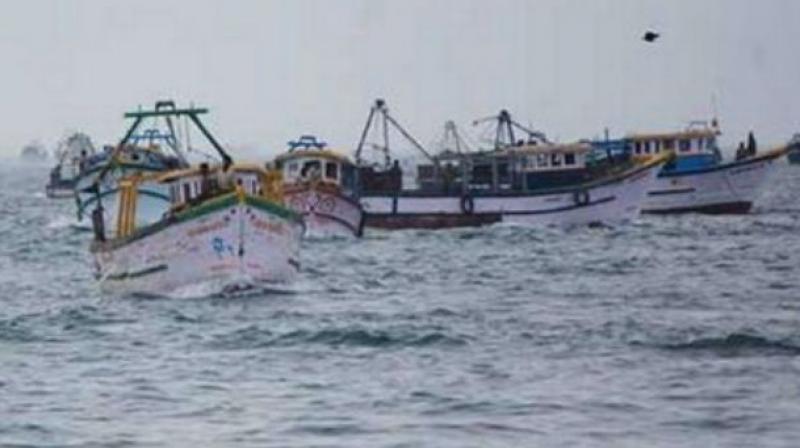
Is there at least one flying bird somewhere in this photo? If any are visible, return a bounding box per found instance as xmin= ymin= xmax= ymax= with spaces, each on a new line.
xmin=643 ymin=31 xmax=660 ymax=42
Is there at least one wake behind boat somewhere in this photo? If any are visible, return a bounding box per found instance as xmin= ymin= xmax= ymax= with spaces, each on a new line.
xmin=355 ymin=100 xmax=670 ymax=229
xmin=89 ymin=103 xmax=303 ymax=296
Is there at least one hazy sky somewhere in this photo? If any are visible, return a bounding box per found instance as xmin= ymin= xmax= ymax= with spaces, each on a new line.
xmin=1 ymin=0 xmax=799 ymax=159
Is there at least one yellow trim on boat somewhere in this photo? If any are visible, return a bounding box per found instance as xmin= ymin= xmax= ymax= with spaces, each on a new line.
xmin=263 ymin=169 xmax=284 ymax=203
xmin=274 ymin=149 xmax=352 ymax=164
xmin=116 ymin=180 xmax=138 ymax=238
xmin=627 ymin=129 xmax=719 ymax=142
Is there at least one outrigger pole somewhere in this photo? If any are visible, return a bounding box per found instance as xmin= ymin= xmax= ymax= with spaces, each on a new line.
xmin=94 ymin=100 xmax=234 ymax=185
xmin=355 ymin=99 xmax=438 ymax=169
xmin=472 ymin=109 xmax=550 ymax=149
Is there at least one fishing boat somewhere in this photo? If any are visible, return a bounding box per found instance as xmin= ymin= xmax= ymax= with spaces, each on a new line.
xmin=354 ymin=100 xmax=670 ymax=229
xmin=74 ymin=101 xmax=189 ymax=227
xmin=616 ymin=121 xmax=787 ymax=214
xmin=20 ymin=141 xmax=47 ymax=162
xmin=89 ymin=104 xmax=304 ymax=296
xmin=273 ymin=135 xmax=363 ymax=237
xmin=46 ymin=132 xmax=96 ymax=198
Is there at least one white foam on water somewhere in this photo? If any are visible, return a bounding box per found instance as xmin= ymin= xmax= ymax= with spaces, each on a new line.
xmin=46 ymin=215 xmax=87 ymax=230
xmin=164 ymin=277 xmax=298 ymax=300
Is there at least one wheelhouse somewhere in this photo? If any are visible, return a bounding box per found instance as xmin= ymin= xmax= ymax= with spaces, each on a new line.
xmin=275 ymin=136 xmax=358 ymax=195
xmin=163 ymin=164 xmax=270 ymax=208
xmin=416 ymin=142 xmax=596 ymax=193
xmin=112 ymin=164 xmax=284 ymax=239
xmin=626 ymin=126 xmax=722 ymax=173
xmin=627 ymin=129 xmax=719 ymax=158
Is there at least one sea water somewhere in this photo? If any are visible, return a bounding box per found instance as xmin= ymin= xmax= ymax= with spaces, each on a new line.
xmin=1 ymin=162 xmax=799 ymax=447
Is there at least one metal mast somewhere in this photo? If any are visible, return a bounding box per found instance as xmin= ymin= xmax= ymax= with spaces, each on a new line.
xmin=354 ymin=99 xmax=437 ymax=168
xmin=472 ymin=109 xmax=550 ymax=149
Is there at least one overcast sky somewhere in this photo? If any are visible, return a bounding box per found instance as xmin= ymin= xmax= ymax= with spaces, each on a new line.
xmin=1 ymin=0 xmax=798 ymax=159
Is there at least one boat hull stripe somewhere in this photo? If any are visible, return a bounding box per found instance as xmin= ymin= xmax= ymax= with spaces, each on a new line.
xmin=106 ymin=264 xmax=168 ymax=281
xmin=647 ymin=187 xmax=697 ymax=196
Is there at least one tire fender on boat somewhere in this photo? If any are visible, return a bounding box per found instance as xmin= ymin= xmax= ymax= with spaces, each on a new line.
xmin=573 ymin=189 xmax=590 ymax=206
xmin=460 ymin=194 xmax=475 ymax=214
xmin=356 ymin=213 xmax=366 ymax=237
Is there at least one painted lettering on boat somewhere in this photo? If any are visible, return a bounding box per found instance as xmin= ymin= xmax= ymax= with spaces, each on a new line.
xmin=210 ymin=262 xmax=237 ymax=272
xmin=288 ymin=191 xmax=337 ymax=213
xmin=187 ymin=219 xmax=227 ymax=237
xmin=251 ymin=217 xmax=287 ymax=235
xmin=211 ymin=237 xmax=235 ymax=259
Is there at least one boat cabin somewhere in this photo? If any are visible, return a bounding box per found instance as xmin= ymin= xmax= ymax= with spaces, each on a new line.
xmin=626 ymin=127 xmax=722 ymax=172
xmin=274 ymin=136 xmax=358 ymax=195
xmin=627 ymin=129 xmax=719 ymax=158
xmin=112 ymin=164 xmax=283 ymax=239
xmin=414 ymin=142 xmax=598 ymax=193
xmin=163 ymin=164 xmax=270 ymax=209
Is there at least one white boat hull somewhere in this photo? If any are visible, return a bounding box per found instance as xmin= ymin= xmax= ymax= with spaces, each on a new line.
xmin=91 ymin=195 xmax=303 ymax=297
xmin=285 ymin=187 xmax=363 ymax=237
xmin=643 ymin=150 xmax=784 ymax=214
xmin=360 ymin=159 xmax=664 ymax=229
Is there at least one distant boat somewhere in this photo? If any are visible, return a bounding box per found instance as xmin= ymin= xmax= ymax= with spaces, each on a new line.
xmin=74 ymin=101 xmax=189 ymax=228
xmin=602 ymin=122 xmax=787 ymax=214
xmin=46 ymin=132 xmax=96 ymax=199
xmin=354 ymin=100 xmax=669 ymax=229
xmin=89 ymin=103 xmax=303 ymax=296
xmin=274 ymin=135 xmax=364 ymax=237
xmin=20 ymin=141 xmax=47 ymax=162
xmin=787 ymin=134 xmax=800 ymax=164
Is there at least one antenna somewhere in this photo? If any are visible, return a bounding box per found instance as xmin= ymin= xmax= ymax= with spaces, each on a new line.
xmin=710 ymin=94 xmax=720 ymax=130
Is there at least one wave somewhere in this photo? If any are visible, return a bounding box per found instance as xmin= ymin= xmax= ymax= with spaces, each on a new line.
xmin=639 ymin=332 xmax=800 ymax=356
xmin=46 ymin=214 xmax=89 ymax=231
xmin=0 ymin=305 xmax=136 ymax=343
xmin=210 ymin=325 xmax=469 ymax=350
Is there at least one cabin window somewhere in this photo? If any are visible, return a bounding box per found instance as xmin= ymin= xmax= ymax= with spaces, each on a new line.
xmin=696 ymin=138 xmax=704 ymax=150
xmin=287 ymin=162 xmax=299 ymax=178
xmin=564 ymin=153 xmax=576 ymax=166
xmin=522 ymin=156 xmax=532 ymax=169
xmin=654 ymin=141 xmax=661 ymax=153
xmin=183 ymin=183 xmax=191 ymax=202
xmin=536 ymin=154 xmax=549 ymax=168
xmin=252 ymin=180 xmax=258 ymax=194
xmin=169 ymin=184 xmax=177 ymax=203
xmin=634 ymin=142 xmax=641 ymax=154
xmin=301 ymin=160 xmax=322 ymax=178
xmin=325 ymin=162 xmax=339 ymax=180
xmin=664 ymin=139 xmax=674 ymax=150
xmin=679 ymin=139 xmax=691 ymax=152
xmin=643 ymin=141 xmax=650 ymax=154
xmin=551 ymin=153 xmax=562 ymax=167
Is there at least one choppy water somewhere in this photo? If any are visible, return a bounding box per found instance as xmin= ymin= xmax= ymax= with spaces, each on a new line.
xmin=2 ymin=162 xmax=800 ymax=447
